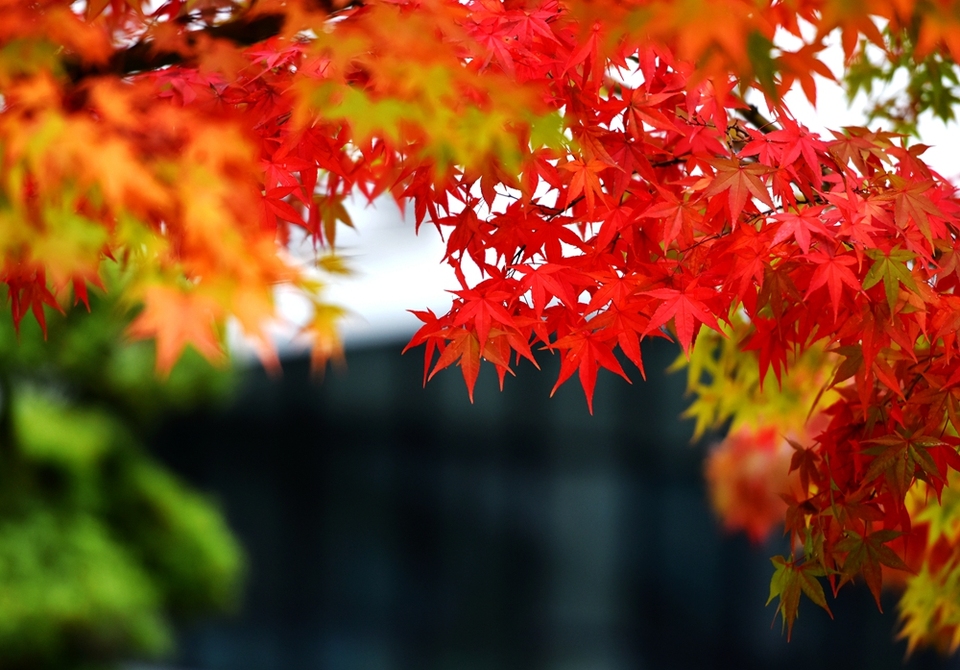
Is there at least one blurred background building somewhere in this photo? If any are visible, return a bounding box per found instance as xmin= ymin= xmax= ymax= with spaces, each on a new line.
xmin=150 ymin=334 xmax=960 ymax=670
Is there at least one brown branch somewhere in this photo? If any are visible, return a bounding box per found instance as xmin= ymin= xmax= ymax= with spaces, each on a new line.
xmin=736 ymin=103 xmax=778 ymax=135
xmin=65 ymin=11 xmax=289 ymax=84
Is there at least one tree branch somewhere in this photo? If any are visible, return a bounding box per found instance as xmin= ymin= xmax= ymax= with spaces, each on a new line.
xmin=65 ymin=11 xmax=287 ymax=84
xmin=736 ymin=103 xmax=778 ymax=135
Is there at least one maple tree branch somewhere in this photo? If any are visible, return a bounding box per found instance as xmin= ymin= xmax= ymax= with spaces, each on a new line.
xmin=901 ymin=360 xmax=933 ymax=404
xmin=531 ymin=195 xmax=585 ymax=219
xmin=64 ymin=0 xmax=362 ymax=85
xmin=675 ymin=232 xmax=725 ymax=255
xmin=65 ymin=12 xmax=289 ymax=84
xmin=650 ymin=156 xmax=688 ymax=168
xmin=736 ymin=103 xmax=778 ymax=135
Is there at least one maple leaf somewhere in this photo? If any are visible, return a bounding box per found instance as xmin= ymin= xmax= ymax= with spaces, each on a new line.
xmin=862 ymin=433 xmax=947 ymax=506
xmin=550 ymin=329 xmax=630 ymax=414
xmin=262 ymin=186 xmax=306 ymax=230
xmin=428 ymin=327 xmax=483 ymax=403
xmin=822 ymin=188 xmax=884 ymax=248
xmin=71 ymin=270 xmax=105 ymax=311
xmin=127 ymin=285 xmax=224 ymax=375
xmin=643 ymin=283 xmax=722 ymax=354
xmin=642 ymin=187 xmax=703 ymax=249
xmin=767 ymin=555 xmax=832 ymax=640
xmin=776 ymin=42 xmax=836 ymax=105
xmin=405 ymin=308 xmax=448 ymax=386
xmin=771 ymin=206 xmax=830 ymax=254
xmin=304 ymin=301 xmax=346 ymax=373
xmin=513 ymin=263 xmax=580 ymax=317
xmin=560 ymin=158 xmax=608 ymax=217
xmin=804 ymin=250 xmax=861 ymax=320
xmin=892 ymin=181 xmax=946 ymax=243
xmin=704 ymin=158 xmax=775 ymax=224
xmin=788 ymin=438 xmax=821 ymax=495
xmin=315 ymin=194 xmax=354 ymax=248
xmin=451 ymin=282 xmax=518 ymax=351
xmin=835 ymin=529 xmax=913 ymax=608
xmin=742 ymin=313 xmax=798 ymax=388
xmin=2 ymin=267 xmax=63 ymax=337
xmin=621 ymin=87 xmax=677 ymax=138
xmin=862 ymin=247 xmax=920 ymax=313
xmin=706 ymin=425 xmax=800 ymax=543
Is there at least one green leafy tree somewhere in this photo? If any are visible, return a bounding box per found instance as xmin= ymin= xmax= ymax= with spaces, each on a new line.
xmin=0 ymin=273 xmax=244 ymax=669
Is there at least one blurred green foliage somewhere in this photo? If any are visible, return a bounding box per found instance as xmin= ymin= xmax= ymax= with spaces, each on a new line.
xmin=0 ymin=274 xmax=245 ymax=670
xmin=844 ymin=29 xmax=960 ymax=136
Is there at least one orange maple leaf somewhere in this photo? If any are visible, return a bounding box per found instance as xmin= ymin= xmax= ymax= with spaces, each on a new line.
xmin=128 ymin=285 xmax=224 ymax=374
xmin=561 ymin=158 xmax=608 ymax=216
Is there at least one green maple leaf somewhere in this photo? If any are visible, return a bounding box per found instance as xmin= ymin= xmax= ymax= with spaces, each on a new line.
xmin=862 ymin=247 xmax=919 ymax=313
xmin=768 ymin=555 xmax=832 ymax=640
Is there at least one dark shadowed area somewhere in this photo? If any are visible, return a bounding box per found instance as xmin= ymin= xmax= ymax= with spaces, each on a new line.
xmin=152 ymin=338 xmax=960 ymax=670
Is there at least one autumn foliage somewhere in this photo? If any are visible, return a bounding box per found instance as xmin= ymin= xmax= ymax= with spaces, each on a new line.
xmin=8 ymin=0 xmax=960 ymax=653
xmin=705 ymin=424 xmax=803 ymax=545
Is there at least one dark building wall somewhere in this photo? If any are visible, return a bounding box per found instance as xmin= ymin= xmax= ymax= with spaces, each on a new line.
xmin=153 ymin=338 xmax=959 ymax=670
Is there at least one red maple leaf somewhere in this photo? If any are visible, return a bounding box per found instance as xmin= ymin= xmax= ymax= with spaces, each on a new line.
xmin=550 ymin=329 xmax=630 ymax=414
xmin=705 ymin=158 xmax=775 ymax=223
xmin=643 ymin=282 xmax=723 ymax=353
xmin=771 ymin=205 xmax=831 ymax=253
xmin=428 ymin=327 xmax=483 ymax=403
xmin=804 ymin=249 xmax=861 ymax=320
xmin=560 ymin=158 xmax=608 ymax=217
